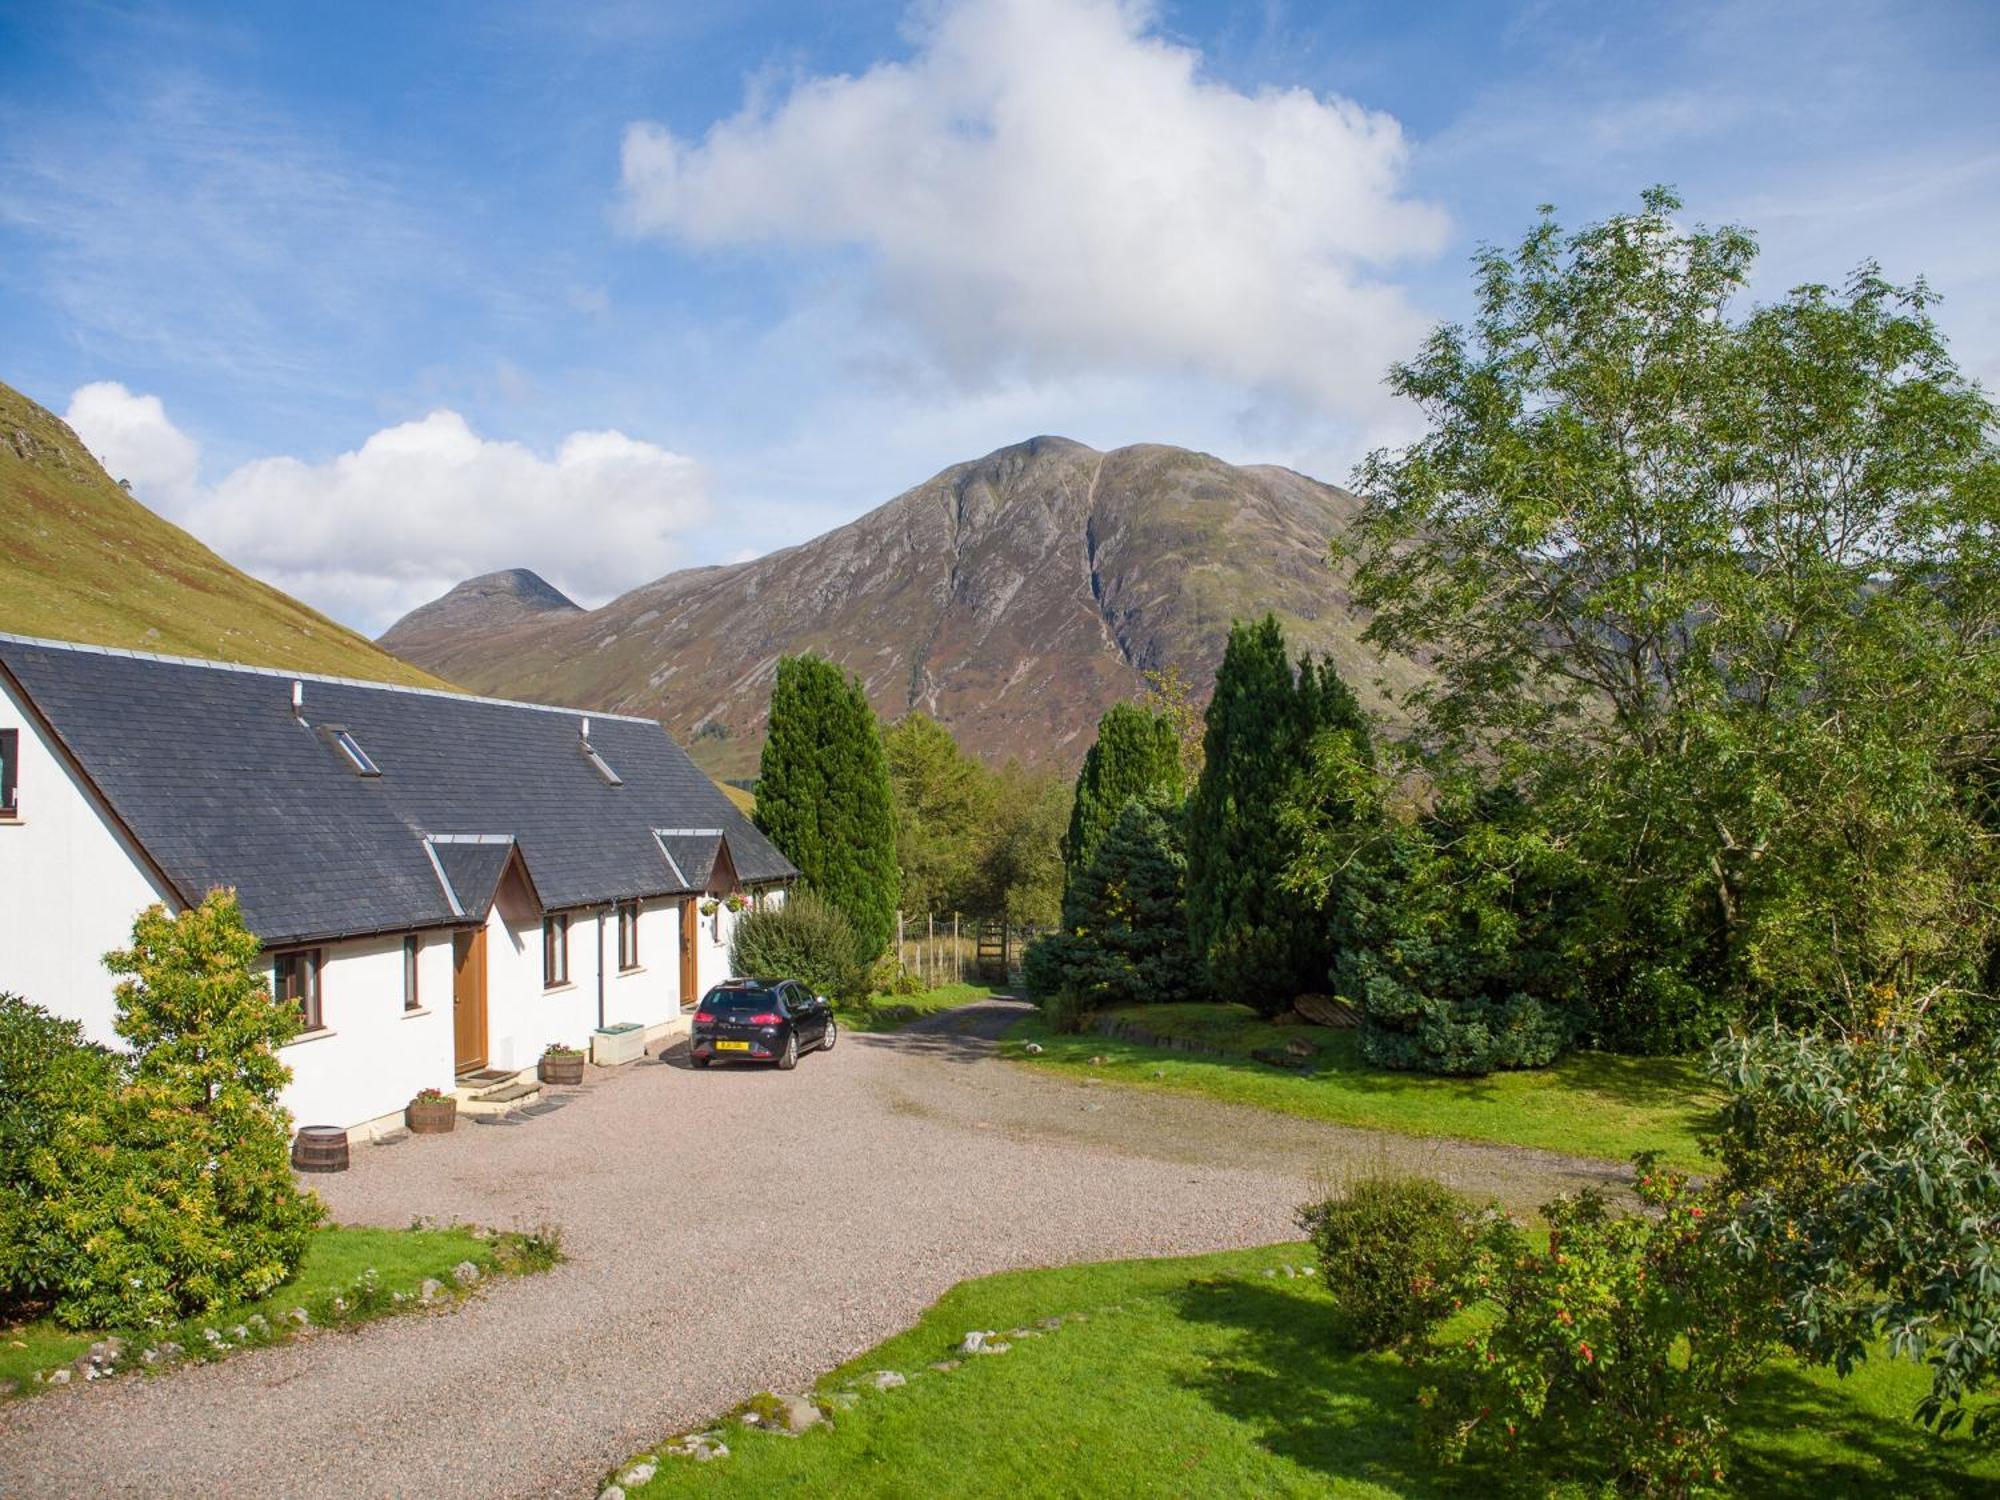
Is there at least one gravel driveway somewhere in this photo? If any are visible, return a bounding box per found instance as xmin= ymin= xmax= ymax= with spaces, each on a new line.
xmin=0 ymin=999 xmax=1621 ymax=1498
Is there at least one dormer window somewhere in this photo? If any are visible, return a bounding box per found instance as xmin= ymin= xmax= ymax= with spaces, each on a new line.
xmin=0 ymin=728 xmax=17 ymax=816
xmin=324 ymin=726 xmax=380 ymax=777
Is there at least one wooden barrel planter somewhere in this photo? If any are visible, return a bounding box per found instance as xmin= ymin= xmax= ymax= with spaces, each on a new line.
xmin=406 ymin=1095 xmax=457 ymax=1134
xmin=539 ymin=1053 xmax=584 ymax=1086
xmin=292 ymin=1126 xmax=350 ymax=1174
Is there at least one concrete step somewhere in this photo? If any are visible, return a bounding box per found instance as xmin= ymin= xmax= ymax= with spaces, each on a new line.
xmin=452 ymin=1067 xmax=541 ymax=1117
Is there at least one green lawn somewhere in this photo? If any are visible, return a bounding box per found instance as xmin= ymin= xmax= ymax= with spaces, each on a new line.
xmin=611 ymin=1245 xmax=2000 ymax=1499
xmin=1003 ymin=1003 xmax=1717 ymax=1170
xmin=0 ymin=1222 xmax=558 ymax=1397
xmin=840 ymin=981 xmax=1003 ymax=1033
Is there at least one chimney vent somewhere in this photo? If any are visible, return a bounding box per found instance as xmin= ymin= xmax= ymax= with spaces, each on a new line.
xmin=580 ymin=715 xmax=592 ymax=740
xmin=291 ymin=681 xmax=305 ymax=718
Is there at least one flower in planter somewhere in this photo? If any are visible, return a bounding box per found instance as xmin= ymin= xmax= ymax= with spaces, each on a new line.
xmin=542 ymin=1043 xmax=584 ymax=1060
xmin=413 ymin=1087 xmax=450 ymax=1103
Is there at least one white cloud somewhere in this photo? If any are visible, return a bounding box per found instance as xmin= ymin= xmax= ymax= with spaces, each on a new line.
xmin=64 ymin=382 xmax=202 ymax=511
xmin=617 ymin=0 xmax=1447 ymax=416
xmin=65 ymin=384 xmax=709 ymax=632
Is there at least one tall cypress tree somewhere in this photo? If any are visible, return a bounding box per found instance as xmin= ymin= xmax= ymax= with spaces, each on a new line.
xmin=1061 ymin=701 xmax=1182 ymax=924
xmin=755 ymin=656 xmax=899 ymax=959
xmin=1185 ymin=616 xmax=1368 ymax=1013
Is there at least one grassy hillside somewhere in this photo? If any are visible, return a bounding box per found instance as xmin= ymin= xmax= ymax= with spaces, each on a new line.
xmin=0 ymin=380 xmax=448 ymax=687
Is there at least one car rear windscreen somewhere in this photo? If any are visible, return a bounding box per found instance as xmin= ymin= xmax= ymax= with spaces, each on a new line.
xmin=705 ymin=989 xmax=780 ymax=1011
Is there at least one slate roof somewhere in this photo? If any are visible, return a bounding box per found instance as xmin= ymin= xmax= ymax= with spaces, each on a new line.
xmin=424 ymin=835 xmax=524 ymax=919
xmin=655 ymin=830 xmax=724 ymax=891
xmin=0 ymin=634 xmax=796 ymax=948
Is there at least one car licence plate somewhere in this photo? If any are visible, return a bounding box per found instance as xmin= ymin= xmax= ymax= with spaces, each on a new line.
xmin=715 ymin=1040 xmax=751 ymax=1052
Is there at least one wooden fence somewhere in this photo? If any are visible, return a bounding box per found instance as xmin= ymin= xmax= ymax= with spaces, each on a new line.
xmin=893 ymin=912 xmax=1046 ymax=988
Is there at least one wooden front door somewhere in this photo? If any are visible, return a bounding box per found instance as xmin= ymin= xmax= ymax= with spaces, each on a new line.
xmin=452 ymin=927 xmax=488 ymax=1074
xmin=679 ymin=898 xmax=700 ymax=1008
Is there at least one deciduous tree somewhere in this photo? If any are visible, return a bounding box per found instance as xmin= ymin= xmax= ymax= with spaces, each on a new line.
xmin=1343 ymin=188 xmax=2000 ymax=1043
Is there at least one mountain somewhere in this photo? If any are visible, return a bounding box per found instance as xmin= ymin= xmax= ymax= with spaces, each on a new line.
xmin=380 ymin=436 xmax=1419 ymax=777
xmin=378 ymin=568 xmax=581 ymax=672
xmin=0 ymin=380 xmax=447 ymax=689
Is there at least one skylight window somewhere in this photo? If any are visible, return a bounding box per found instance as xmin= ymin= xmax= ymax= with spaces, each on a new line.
xmin=330 ymin=728 xmax=380 ymax=777
xmin=581 ymin=740 xmax=623 ymax=787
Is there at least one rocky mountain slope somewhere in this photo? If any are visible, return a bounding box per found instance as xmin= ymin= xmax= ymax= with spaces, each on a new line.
xmin=381 ymin=437 xmax=1417 ymax=777
xmin=380 ymin=567 xmax=581 ymax=658
xmin=0 ymin=379 xmax=447 ymax=689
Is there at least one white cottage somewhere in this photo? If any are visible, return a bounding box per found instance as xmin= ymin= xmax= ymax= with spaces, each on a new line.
xmin=0 ymin=633 xmax=795 ymax=1135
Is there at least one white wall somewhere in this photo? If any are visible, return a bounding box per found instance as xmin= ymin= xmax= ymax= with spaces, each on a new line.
xmin=278 ymin=932 xmax=455 ymax=1129
xmin=698 ymin=899 xmax=739 ymax=995
xmin=603 ymin=897 xmax=682 ymax=1028
xmin=0 ymin=677 xmax=178 ymax=1044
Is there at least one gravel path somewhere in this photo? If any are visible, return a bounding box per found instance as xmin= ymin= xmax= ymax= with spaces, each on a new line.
xmin=0 ymin=999 xmax=1621 ymax=1498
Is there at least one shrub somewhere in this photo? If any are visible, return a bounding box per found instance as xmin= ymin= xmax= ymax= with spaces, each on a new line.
xmin=728 ymin=888 xmax=867 ymax=1006
xmin=1713 ymin=1023 xmax=2000 ymax=1436
xmin=0 ymin=994 xmax=121 ymax=1313
xmin=1039 ymin=986 xmax=1095 ymax=1035
xmin=1417 ymin=1158 xmax=1779 ymax=1496
xmin=34 ymin=892 xmax=324 ymax=1328
xmin=1331 ymin=787 xmax=1586 ymax=1075
xmin=1296 ymin=1175 xmax=1489 ymax=1351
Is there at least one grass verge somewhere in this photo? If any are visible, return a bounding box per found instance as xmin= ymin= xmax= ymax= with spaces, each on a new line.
xmin=840 ymin=981 xmax=1002 ymax=1034
xmin=1003 ymin=1003 xmax=1717 ymax=1170
xmin=0 ymin=1221 xmax=562 ymax=1398
xmin=608 ymin=1244 xmax=1999 ymax=1498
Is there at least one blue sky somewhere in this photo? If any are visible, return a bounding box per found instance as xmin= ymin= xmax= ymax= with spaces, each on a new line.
xmin=3 ymin=0 xmax=1995 ymax=631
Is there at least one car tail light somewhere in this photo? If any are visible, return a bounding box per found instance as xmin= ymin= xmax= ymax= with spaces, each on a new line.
xmin=694 ymin=1010 xmax=714 ymax=1024
xmin=748 ymin=1013 xmax=782 ymax=1026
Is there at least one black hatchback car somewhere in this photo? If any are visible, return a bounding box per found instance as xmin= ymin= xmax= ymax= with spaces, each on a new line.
xmin=689 ymin=978 xmax=837 ymax=1070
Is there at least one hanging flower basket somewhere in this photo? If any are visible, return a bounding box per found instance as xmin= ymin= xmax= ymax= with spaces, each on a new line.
xmin=699 ymin=899 xmax=720 ymax=917
xmin=406 ymin=1088 xmax=457 ymax=1134
xmin=724 ymin=893 xmax=748 ymax=914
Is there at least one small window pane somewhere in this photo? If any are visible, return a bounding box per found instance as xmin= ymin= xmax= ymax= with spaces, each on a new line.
xmin=544 ymin=914 xmax=570 ymax=988
xmin=403 ymin=935 xmax=420 ymax=1011
xmin=332 ymin=729 xmax=380 ymax=776
xmin=276 ymin=950 xmax=323 ymax=1031
xmin=618 ymin=902 xmax=640 ymax=970
xmin=0 ymin=728 xmax=17 ymax=814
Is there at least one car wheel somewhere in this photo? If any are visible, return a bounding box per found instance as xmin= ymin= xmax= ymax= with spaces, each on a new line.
xmin=777 ymin=1033 xmax=798 ymax=1071
xmin=821 ymin=1020 xmax=838 ymax=1052
xmin=690 ymin=1054 xmax=710 ymax=1069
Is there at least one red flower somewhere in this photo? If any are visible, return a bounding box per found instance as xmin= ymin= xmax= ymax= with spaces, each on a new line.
xmin=1578 ymin=1341 xmax=1594 ymax=1362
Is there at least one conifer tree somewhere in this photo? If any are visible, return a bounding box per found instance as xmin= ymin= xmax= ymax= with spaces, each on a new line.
xmin=1186 ymin=616 xmax=1369 ymax=1013
xmin=1024 ymin=792 xmax=1201 ymax=1009
xmin=1061 ymin=701 xmax=1182 ymax=923
xmin=755 ymin=655 xmax=899 ymax=958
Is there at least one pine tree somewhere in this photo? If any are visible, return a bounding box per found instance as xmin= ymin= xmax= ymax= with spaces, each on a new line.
xmin=1186 ymin=616 xmax=1369 ymax=1013
xmin=1061 ymin=701 xmax=1182 ymax=923
xmin=1028 ymin=792 xmax=1201 ymax=1009
xmin=755 ymin=655 xmax=899 ymax=959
